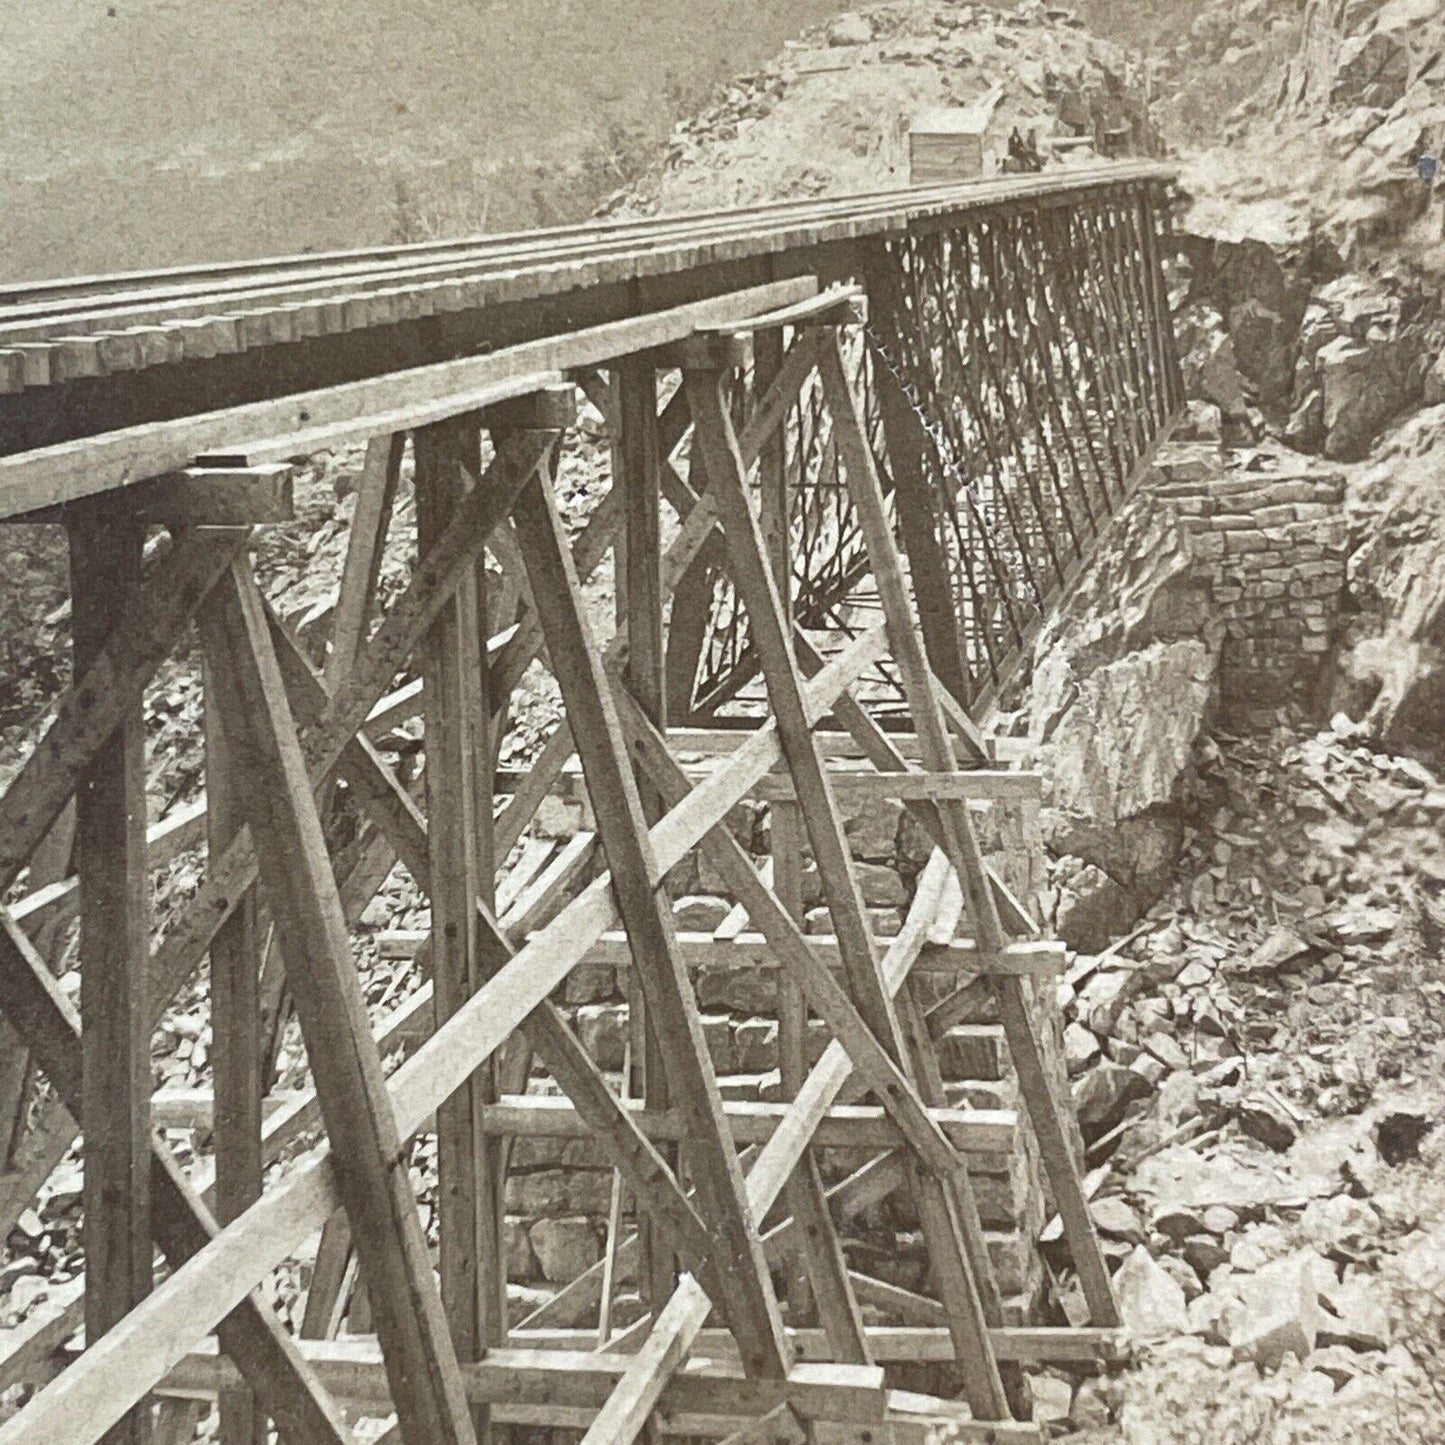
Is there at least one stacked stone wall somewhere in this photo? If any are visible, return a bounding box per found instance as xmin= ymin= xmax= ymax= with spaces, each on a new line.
xmin=1146 ymin=444 xmax=1349 ymax=710
xmin=493 ymin=783 xmax=1055 ymax=1330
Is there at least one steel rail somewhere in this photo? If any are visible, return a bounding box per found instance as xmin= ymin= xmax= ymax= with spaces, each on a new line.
xmin=0 ymin=163 xmax=1173 ymax=344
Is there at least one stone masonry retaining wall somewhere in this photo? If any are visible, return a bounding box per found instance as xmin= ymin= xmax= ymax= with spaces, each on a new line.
xmin=1145 ymin=443 xmax=1349 ymax=710
xmin=490 ymin=782 xmax=1057 ymax=1333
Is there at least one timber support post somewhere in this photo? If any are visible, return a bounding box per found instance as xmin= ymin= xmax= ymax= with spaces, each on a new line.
xmin=72 ymin=504 xmax=153 ymax=1445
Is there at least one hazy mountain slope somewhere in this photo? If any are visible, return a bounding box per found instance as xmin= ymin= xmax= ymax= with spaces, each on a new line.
xmin=0 ymin=0 xmax=852 ymax=277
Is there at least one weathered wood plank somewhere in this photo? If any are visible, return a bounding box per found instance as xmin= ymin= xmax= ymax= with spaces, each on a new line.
xmin=327 ymin=434 xmax=404 ymax=687
xmin=501 ymin=763 xmax=1038 ymax=805
xmin=381 ymin=929 xmax=1060 ymax=978
xmin=16 ymin=465 xmax=296 ymax=528
xmin=149 ymin=1090 xmax=1016 ymax=1156
xmin=299 ymin=1212 xmax=357 ymax=1342
xmin=154 ymin=1343 xmax=886 ymax=1422
xmin=613 ymin=357 xmax=674 ymax=1326
xmin=477 ymin=1096 xmax=1013 ymax=1153
xmin=500 ymin=1324 xmax=1124 ymax=1365
xmin=415 ymin=415 xmax=495 ymax=1433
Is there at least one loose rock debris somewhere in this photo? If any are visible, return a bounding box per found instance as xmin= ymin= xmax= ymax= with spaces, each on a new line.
xmin=1038 ymin=718 xmax=1445 ymax=1437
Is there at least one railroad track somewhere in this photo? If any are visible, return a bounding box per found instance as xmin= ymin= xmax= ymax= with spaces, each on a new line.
xmin=0 ymin=162 xmax=1173 ymax=395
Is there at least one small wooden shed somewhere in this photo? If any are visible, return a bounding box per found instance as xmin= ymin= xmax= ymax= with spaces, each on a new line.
xmin=907 ymin=87 xmax=1002 ymax=185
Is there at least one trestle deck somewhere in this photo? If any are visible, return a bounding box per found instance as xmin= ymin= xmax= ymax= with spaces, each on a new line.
xmin=0 ymin=164 xmax=1179 ymax=1445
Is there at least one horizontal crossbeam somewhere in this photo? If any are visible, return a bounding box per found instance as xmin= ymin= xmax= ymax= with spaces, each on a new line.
xmin=148 ymin=1091 xmax=1015 ymax=1152
xmin=153 ymin=1344 xmax=888 ymax=1423
xmin=495 ymin=764 xmax=1039 ymax=805
xmin=372 ymin=928 xmax=1065 ymax=977
xmin=496 ymin=1326 xmax=1124 ymax=1364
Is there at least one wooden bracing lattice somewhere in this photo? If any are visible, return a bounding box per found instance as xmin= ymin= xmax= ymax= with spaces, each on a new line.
xmin=676 ymin=179 xmax=1183 ymax=722
xmin=0 ymin=278 xmax=1131 ymax=1445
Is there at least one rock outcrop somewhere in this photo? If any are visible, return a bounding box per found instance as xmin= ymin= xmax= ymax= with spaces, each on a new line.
xmin=1308 ymin=273 xmax=1431 ymax=459
xmin=1173 ymin=228 xmax=1443 ymax=462
xmin=1166 ymin=0 xmax=1445 ymax=466
xmin=1334 ymin=406 xmax=1445 ymax=760
xmin=1022 ymin=458 xmax=1222 ymax=950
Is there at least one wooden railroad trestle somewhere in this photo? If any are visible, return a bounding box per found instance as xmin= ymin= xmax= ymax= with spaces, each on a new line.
xmin=0 ymin=168 xmax=1180 ymax=1445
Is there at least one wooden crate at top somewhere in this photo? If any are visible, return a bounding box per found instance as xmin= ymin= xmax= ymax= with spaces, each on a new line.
xmin=909 ymin=106 xmax=988 ymax=184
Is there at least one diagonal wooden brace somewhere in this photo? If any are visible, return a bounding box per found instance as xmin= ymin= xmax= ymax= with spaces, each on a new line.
xmin=0 ymin=623 xmax=892 ymax=1445
xmin=145 ymin=428 xmax=557 ymax=1033
xmin=686 ymin=361 xmax=1012 ymax=1422
xmin=261 ymin=608 xmax=722 ymax=1283
xmin=200 ymin=557 xmax=478 ymax=1445
xmin=0 ymin=530 xmax=246 ymax=894
xmin=611 ymin=688 xmax=968 ymax=1183
xmin=0 ymin=909 xmax=354 ymax=1445
xmin=816 ymin=329 xmax=1119 ymax=1329
xmin=509 ymin=457 xmax=792 ymax=1382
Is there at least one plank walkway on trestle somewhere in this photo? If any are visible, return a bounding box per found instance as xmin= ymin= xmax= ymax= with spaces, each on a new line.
xmin=0 ymin=163 xmax=1181 ymax=1445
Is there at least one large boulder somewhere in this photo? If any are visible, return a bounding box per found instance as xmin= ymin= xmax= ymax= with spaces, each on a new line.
xmin=1289 ymin=0 xmax=1428 ymax=110
xmin=1041 ymin=641 xmax=1213 ymax=908
xmin=1045 ymin=641 xmax=1215 ymax=832
xmin=1256 ymin=269 xmax=1442 ymax=457
xmin=1178 ymin=305 xmax=1249 ymax=416
xmin=1226 ymin=1252 xmax=1329 ymax=1369
xmin=529 ymin=1217 xmax=601 ymax=1283
xmin=1054 ymin=859 xmax=1142 ymax=955
xmin=827 ymin=13 xmax=872 ymax=46
xmin=1024 ymin=471 xmax=1222 ymax=938
xmin=1315 ymin=272 xmax=1407 ymax=340
xmin=1307 ymin=272 xmax=1430 ymax=458
xmin=1284 ymin=388 xmax=1327 ymax=452
xmin=1317 ymin=334 xmax=1422 ymax=459
xmin=1116 ymin=1245 xmax=1189 ymax=1341
xmin=1028 ymin=471 xmax=1216 ymax=721
xmin=1423 ymin=349 xmax=1445 ymax=407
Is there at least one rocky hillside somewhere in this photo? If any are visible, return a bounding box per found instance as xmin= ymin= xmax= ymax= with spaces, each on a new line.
xmin=1157 ymin=0 xmax=1445 ymax=780
xmin=1165 ymin=0 xmax=1445 ymax=463
xmin=1165 ymin=0 xmax=1445 ymax=265
xmin=619 ymin=0 xmax=1159 ymax=214
xmin=1014 ymin=1 xmax=1445 ymax=1435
